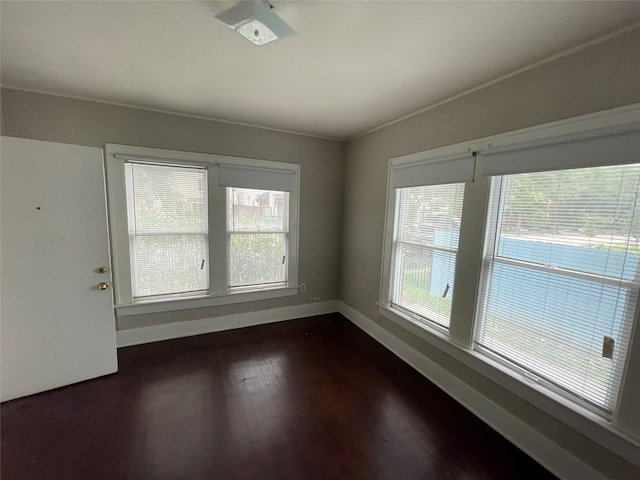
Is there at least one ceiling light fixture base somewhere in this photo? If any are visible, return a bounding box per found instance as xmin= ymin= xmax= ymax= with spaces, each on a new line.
xmin=215 ymin=0 xmax=296 ymax=46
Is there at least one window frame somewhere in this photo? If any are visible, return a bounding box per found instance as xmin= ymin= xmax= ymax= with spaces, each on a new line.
xmin=124 ymin=161 xmax=211 ymax=300
xmin=389 ymin=183 xmax=466 ymax=331
xmin=226 ymin=187 xmax=290 ymax=290
xmin=378 ymin=103 xmax=640 ymax=453
xmin=105 ymin=144 xmax=300 ymax=316
xmin=475 ymin=170 xmax=640 ymax=416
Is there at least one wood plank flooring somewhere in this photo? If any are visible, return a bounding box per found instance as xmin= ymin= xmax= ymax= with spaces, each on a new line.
xmin=1 ymin=313 xmax=556 ymax=479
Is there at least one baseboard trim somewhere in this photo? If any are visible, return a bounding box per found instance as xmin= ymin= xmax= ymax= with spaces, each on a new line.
xmin=336 ymin=301 xmax=605 ymax=480
xmin=116 ymin=300 xmax=339 ymax=348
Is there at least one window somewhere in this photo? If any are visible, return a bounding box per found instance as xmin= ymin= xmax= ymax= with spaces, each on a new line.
xmin=228 ymin=187 xmax=289 ymax=288
xmin=476 ymin=164 xmax=640 ymax=413
xmin=125 ymin=162 xmax=209 ymax=299
xmin=380 ymin=152 xmax=475 ymax=331
xmin=105 ymin=144 xmax=300 ymax=313
xmin=379 ymin=107 xmax=640 ymax=436
xmin=390 ymin=183 xmax=464 ymax=328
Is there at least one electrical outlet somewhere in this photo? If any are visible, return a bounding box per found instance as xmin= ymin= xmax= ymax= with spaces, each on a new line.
xmin=300 ymin=283 xmax=306 ymax=293
xmin=313 ymin=297 xmax=320 ymax=303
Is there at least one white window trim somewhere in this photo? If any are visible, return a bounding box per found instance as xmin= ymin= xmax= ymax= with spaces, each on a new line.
xmin=104 ymin=144 xmax=300 ymax=316
xmin=378 ymin=102 xmax=640 ymax=463
xmin=115 ymin=286 xmax=299 ymax=317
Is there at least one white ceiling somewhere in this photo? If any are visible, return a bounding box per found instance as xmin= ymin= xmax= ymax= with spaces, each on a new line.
xmin=2 ymin=1 xmax=640 ymax=140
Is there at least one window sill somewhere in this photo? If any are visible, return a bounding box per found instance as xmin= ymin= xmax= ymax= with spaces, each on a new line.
xmin=115 ymin=285 xmax=299 ymax=317
xmin=377 ymin=304 xmax=640 ymax=465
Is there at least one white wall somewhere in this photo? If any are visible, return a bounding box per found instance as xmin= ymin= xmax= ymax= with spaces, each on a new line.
xmin=340 ymin=27 xmax=640 ymax=479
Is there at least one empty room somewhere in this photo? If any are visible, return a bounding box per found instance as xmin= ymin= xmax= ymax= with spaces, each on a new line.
xmin=1 ymin=1 xmax=640 ymax=479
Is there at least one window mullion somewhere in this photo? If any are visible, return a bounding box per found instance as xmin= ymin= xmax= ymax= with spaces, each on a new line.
xmin=449 ymin=177 xmax=491 ymax=348
xmin=209 ymin=165 xmax=228 ymax=295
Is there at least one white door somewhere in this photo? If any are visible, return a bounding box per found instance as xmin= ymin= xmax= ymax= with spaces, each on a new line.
xmin=1 ymin=136 xmax=117 ymax=402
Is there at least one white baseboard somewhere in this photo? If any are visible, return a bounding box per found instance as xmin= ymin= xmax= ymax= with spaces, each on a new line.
xmin=336 ymin=300 xmax=605 ymax=480
xmin=116 ymin=300 xmax=339 ymax=348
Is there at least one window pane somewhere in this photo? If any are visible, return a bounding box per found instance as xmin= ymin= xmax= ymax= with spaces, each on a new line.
xmin=229 ymin=233 xmax=286 ymax=287
xmin=125 ymin=163 xmax=209 ymax=298
xmin=131 ymin=235 xmax=209 ymax=298
xmin=126 ymin=163 xmax=208 ymax=234
xmin=477 ymin=164 xmax=640 ymax=411
xmin=497 ymin=166 xmax=640 ymax=278
xmin=227 ymin=188 xmax=288 ymax=232
xmin=391 ymin=183 xmax=464 ymax=328
xmin=227 ymin=188 xmax=289 ymax=288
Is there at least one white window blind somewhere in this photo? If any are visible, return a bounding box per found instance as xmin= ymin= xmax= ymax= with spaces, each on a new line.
xmin=227 ymin=187 xmax=289 ymax=288
xmin=390 ymin=183 xmax=465 ymax=329
xmin=218 ymin=163 xmax=297 ymax=192
xmin=125 ymin=162 xmax=209 ymax=299
xmin=390 ymin=153 xmax=475 ymax=189
xmin=476 ymin=164 xmax=640 ymax=412
xmin=480 ymin=130 xmax=640 ymax=176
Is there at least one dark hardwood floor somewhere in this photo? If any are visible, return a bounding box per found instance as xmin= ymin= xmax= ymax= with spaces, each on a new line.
xmin=1 ymin=313 xmax=556 ymax=479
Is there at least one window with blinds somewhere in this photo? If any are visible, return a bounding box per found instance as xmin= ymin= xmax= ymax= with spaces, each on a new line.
xmin=227 ymin=187 xmax=289 ymax=288
xmin=391 ymin=183 xmax=465 ymax=329
xmin=476 ymin=164 xmax=640 ymax=412
xmin=125 ymin=162 xmax=209 ymax=299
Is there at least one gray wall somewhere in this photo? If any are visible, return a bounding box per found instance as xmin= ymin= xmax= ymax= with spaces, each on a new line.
xmin=0 ymin=89 xmax=345 ymax=330
xmin=340 ymin=27 xmax=640 ymax=479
